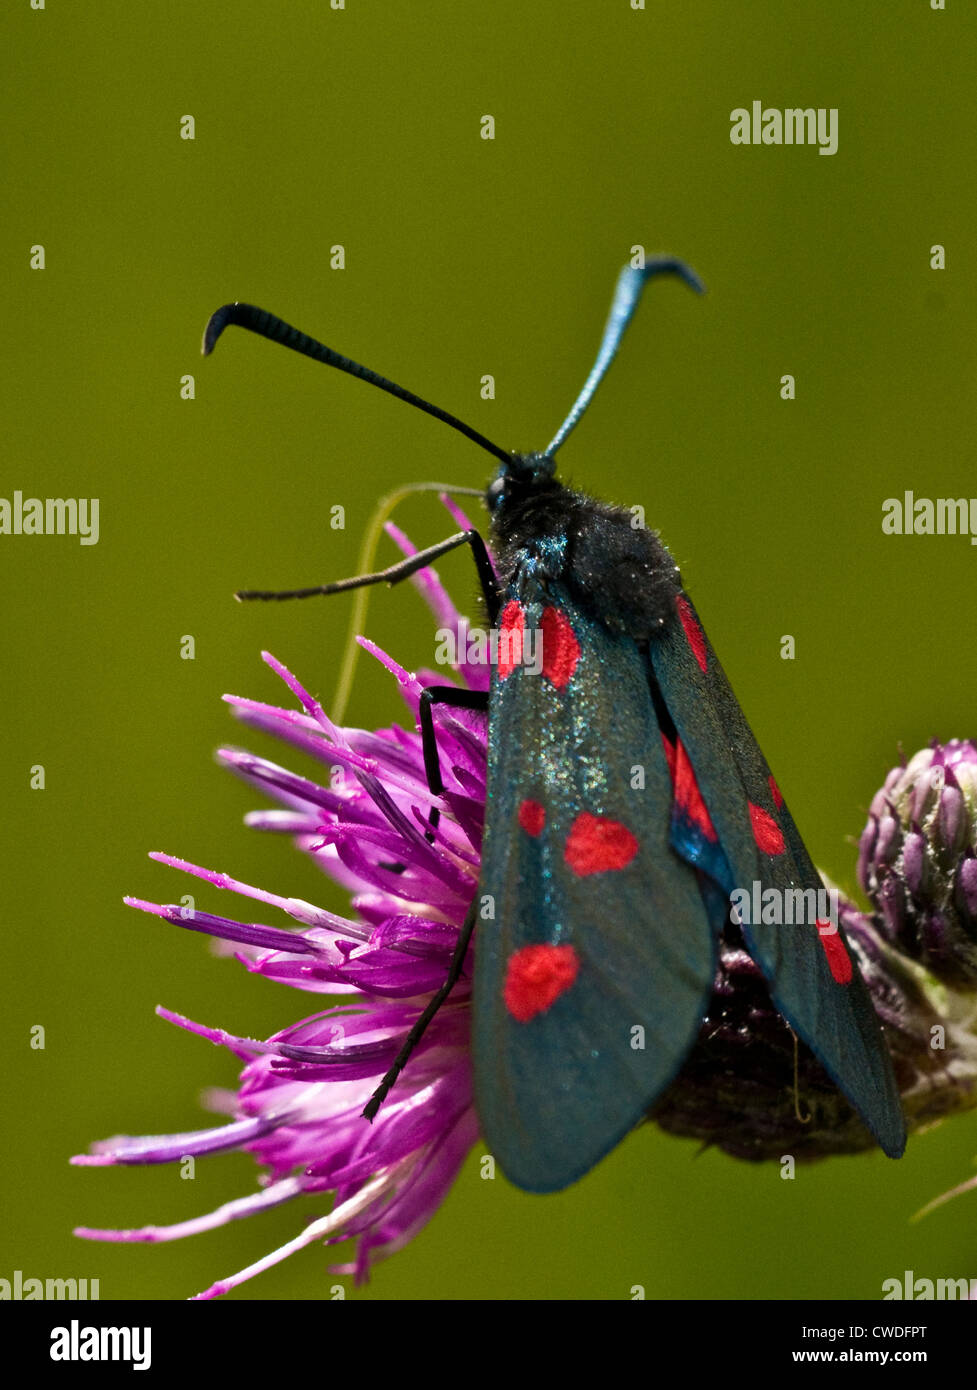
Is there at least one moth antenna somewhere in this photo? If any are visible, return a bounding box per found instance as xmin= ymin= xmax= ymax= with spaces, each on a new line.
xmin=202 ymin=303 xmax=512 ymax=466
xmin=545 ymin=256 xmax=705 ymax=458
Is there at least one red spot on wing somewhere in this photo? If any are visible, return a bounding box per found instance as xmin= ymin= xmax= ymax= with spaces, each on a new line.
xmin=504 ymin=944 xmax=580 ymax=1022
xmin=673 ymin=740 xmax=718 ymax=841
xmin=749 ymin=802 xmax=786 ymax=855
xmin=565 ymin=812 xmax=639 ymax=876
xmin=817 ymin=920 xmax=853 ymax=984
xmin=540 ymin=606 xmax=581 ymax=689
xmin=676 ymin=595 xmax=708 ymax=673
xmin=769 ymin=775 xmax=783 ymax=809
xmin=498 ymin=600 xmax=525 ymax=679
xmin=518 ymin=799 xmax=546 ymax=836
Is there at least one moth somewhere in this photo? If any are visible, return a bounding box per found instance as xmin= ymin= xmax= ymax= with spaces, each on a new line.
xmin=203 ymin=257 xmax=905 ymax=1191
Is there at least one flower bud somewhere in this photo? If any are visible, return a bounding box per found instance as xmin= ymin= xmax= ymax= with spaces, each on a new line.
xmin=858 ymin=741 xmax=977 ymax=989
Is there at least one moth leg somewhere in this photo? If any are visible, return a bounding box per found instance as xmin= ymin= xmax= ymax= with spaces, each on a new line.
xmin=418 ymin=684 xmax=489 ymax=842
xmin=238 ymin=515 xmax=499 ymax=838
xmin=378 ymin=683 xmax=488 ymax=866
xmin=362 ymin=896 xmax=478 ymax=1121
xmin=237 ymin=527 xmax=500 ymax=620
xmin=280 ymin=523 xmax=492 ymax=865
xmin=456 ymin=527 xmax=500 ymax=623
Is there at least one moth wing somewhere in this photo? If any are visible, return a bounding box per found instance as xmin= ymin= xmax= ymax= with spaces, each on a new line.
xmin=474 ymin=580 xmax=716 ymax=1192
xmin=649 ymin=593 xmax=906 ymax=1157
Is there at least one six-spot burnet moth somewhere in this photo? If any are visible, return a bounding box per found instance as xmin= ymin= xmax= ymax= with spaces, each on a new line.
xmin=202 ymin=256 xmax=906 ymax=1192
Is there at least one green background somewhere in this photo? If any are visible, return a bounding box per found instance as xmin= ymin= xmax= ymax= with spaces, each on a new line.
xmin=3 ymin=0 xmax=976 ymax=1301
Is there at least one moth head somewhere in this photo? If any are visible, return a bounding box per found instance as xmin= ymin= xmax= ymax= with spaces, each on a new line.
xmin=487 ymin=452 xmax=558 ymax=511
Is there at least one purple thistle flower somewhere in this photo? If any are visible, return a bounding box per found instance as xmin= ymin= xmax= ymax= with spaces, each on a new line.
xmin=74 ymin=507 xmax=488 ymax=1295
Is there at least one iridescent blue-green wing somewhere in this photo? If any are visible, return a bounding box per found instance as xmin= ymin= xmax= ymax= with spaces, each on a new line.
xmin=649 ymin=593 xmax=906 ymax=1157
xmin=473 ymin=580 xmax=717 ymax=1193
